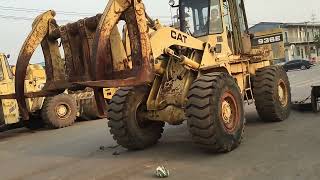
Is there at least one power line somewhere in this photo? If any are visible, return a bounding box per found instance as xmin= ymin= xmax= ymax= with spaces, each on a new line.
xmin=0 ymin=5 xmax=94 ymax=16
xmin=0 ymin=14 xmax=33 ymax=21
xmin=0 ymin=14 xmax=71 ymax=22
xmin=0 ymin=5 xmax=172 ymax=19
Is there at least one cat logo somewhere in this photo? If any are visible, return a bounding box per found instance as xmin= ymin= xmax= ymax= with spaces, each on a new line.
xmin=171 ymin=30 xmax=187 ymax=43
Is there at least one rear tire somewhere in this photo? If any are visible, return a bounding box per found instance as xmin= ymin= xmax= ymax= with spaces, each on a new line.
xmin=186 ymin=73 xmax=245 ymax=153
xmin=108 ymin=87 xmax=164 ymax=150
xmin=41 ymin=94 xmax=77 ymax=129
xmin=311 ymin=87 xmax=320 ymax=113
xmin=253 ymin=66 xmax=291 ymax=122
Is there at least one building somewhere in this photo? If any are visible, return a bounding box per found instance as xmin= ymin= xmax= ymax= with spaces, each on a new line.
xmin=249 ymin=22 xmax=320 ymax=62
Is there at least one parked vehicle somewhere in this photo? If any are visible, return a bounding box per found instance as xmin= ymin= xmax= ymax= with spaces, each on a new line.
xmin=282 ymin=60 xmax=313 ymax=71
xmin=310 ymin=58 xmax=317 ymax=65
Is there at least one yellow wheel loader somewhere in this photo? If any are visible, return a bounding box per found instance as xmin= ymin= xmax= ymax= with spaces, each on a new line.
xmin=5 ymin=0 xmax=291 ymax=152
xmin=0 ymin=53 xmax=48 ymax=130
xmin=101 ymin=0 xmax=291 ymax=152
xmin=0 ymin=54 xmax=114 ymax=131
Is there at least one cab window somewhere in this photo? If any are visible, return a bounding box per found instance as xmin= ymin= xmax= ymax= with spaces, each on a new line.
xmin=236 ymin=0 xmax=247 ymax=33
xmin=183 ymin=0 xmax=209 ymax=37
xmin=209 ymin=0 xmax=223 ymax=34
xmin=181 ymin=0 xmax=223 ymax=37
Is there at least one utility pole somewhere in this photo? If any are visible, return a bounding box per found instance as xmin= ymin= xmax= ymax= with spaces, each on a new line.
xmin=305 ymin=14 xmax=317 ymax=60
xmin=310 ymin=14 xmax=317 ymax=59
xmin=305 ymin=21 xmax=310 ymax=59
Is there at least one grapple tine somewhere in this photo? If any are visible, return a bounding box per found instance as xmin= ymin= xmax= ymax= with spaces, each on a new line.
xmin=91 ymin=0 xmax=154 ymax=86
xmin=15 ymin=10 xmax=56 ymax=120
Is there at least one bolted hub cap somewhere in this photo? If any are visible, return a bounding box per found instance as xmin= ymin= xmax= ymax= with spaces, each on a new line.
xmin=220 ymin=92 xmax=240 ymax=134
xmin=222 ymin=101 xmax=232 ymax=124
xmin=55 ymin=104 xmax=70 ymax=119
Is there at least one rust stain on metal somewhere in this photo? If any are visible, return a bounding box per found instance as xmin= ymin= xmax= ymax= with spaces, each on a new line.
xmin=92 ymin=0 xmax=154 ymax=85
xmin=14 ymin=11 xmax=102 ymax=120
xmin=12 ymin=0 xmax=157 ymax=119
xmin=15 ymin=10 xmax=56 ymax=120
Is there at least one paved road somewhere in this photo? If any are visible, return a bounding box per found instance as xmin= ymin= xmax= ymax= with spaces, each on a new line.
xmin=288 ymin=65 xmax=320 ymax=101
xmin=1 ymin=66 xmax=320 ymax=180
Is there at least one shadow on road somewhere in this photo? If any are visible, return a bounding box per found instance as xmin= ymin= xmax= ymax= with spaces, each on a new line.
xmin=0 ymin=128 xmax=36 ymax=142
xmin=291 ymin=103 xmax=313 ymax=113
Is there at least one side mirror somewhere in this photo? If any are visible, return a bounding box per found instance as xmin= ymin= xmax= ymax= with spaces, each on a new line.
xmin=6 ymin=54 xmax=10 ymax=59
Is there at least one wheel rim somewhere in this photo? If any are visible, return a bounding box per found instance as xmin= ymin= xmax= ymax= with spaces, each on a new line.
xmin=55 ymin=103 xmax=71 ymax=119
xmin=221 ymin=91 xmax=240 ymax=134
xmin=301 ymin=65 xmax=306 ymax=70
xmin=278 ymin=80 xmax=288 ymax=107
xmin=134 ymin=95 xmax=152 ymax=129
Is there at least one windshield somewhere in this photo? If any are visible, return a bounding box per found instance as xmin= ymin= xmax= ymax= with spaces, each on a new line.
xmin=180 ymin=0 xmax=223 ymax=37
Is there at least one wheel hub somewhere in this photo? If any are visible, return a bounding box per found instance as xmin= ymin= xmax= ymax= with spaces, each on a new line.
xmin=221 ymin=92 xmax=240 ymax=134
xmin=222 ymin=101 xmax=232 ymax=124
xmin=278 ymin=80 xmax=288 ymax=107
xmin=56 ymin=104 xmax=69 ymax=118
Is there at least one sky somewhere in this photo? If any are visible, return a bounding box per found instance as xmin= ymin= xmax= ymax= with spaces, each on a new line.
xmin=0 ymin=0 xmax=319 ymax=64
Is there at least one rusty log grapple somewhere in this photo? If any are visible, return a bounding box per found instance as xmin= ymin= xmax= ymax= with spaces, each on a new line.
xmin=12 ymin=0 xmax=155 ymax=120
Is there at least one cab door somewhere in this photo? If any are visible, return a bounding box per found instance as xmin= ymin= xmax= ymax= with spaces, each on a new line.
xmin=0 ymin=55 xmax=19 ymax=125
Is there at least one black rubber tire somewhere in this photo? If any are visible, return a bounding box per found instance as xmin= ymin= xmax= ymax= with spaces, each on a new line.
xmin=107 ymin=87 xmax=164 ymax=150
xmin=253 ymin=66 xmax=291 ymax=122
xmin=80 ymin=97 xmax=100 ymax=120
xmin=41 ymin=94 xmax=77 ymax=129
xmin=311 ymin=88 xmax=320 ymax=113
xmin=186 ymin=73 xmax=245 ymax=153
xmin=24 ymin=112 xmax=44 ymax=130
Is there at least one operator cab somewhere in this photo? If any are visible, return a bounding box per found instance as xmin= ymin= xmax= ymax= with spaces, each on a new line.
xmin=171 ymin=0 xmax=251 ymax=54
xmin=178 ymin=0 xmax=223 ymax=37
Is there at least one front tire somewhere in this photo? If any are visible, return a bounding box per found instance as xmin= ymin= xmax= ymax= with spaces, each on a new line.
xmin=253 ymin=66 xmax=291 ymax=122
xmin=311 ymin=87 xmax=320 ymax=113
xmin=107 ymin=87 xmax=164 ymax=150
xmin=41 ymin=94 xmax=77 ymax=129
xmin=186 ymin=73 xmax=245 ymax=153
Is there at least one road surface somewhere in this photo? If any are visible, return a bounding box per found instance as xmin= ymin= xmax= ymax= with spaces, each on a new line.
xmin=1 ymin=66 xmax=320 ymax=180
